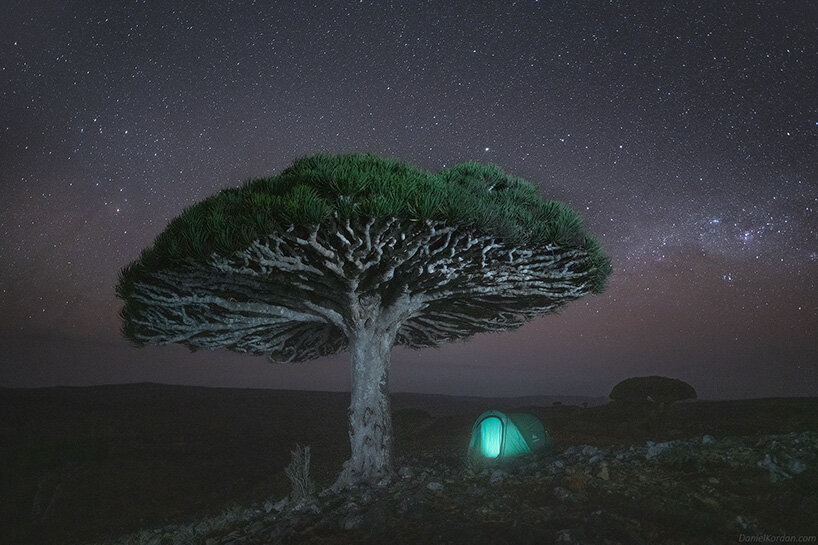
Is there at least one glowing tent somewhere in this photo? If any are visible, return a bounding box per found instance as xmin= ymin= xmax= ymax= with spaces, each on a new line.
xmin=467 ymin=410 xmax=552 ymax=462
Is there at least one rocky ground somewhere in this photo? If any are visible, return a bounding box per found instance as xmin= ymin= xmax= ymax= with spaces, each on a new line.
xmin=5 ymin=387 xmax=817 ymax=544
xmin=93 ymin=431 xmax=818 ymax=545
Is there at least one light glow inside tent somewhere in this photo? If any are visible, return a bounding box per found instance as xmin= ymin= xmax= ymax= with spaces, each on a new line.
xmin=480 ymin=417 xmax=503 ymax=458
xmin=468 ymin=410 xmax=551 ymax=464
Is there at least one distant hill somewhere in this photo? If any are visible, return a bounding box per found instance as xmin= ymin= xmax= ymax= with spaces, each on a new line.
xmin=391 ymin=391 xmax=608 ymax=415
xmin=0 ymin=382 xmax=608 ymax=414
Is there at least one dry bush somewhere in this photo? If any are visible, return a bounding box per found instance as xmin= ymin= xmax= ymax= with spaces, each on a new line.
xmin=284 ymin=444 xmax=315 ymax=501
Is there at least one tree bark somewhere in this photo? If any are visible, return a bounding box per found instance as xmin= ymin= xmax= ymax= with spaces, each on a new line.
xmin=333 ymin=326 xmax=396 ymax=490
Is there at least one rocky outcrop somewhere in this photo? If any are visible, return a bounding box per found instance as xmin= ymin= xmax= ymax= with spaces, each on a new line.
xmin=91 ymin=431 xmax=817 ymax=545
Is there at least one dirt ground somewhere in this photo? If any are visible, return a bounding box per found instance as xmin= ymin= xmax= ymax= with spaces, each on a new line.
xmin=1 ymin=384 xmax=816 ymax=544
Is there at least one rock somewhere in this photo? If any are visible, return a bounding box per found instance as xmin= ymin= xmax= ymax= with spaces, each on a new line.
xmin=736 ymin=514 xmax=757 ymax=532
xmin=292 ymin=498 xmax=321 ymax=514
xmin=597 ymin=463 xmax=610 ymax=480
xmin=271 ymin=497 xmax=289 ymax=512
xmin=426 ymin=481 xmax=443 ymax=491
xmin=756 ymin=453 xmax=807 ymax=482
xmin=786 ymin=458 xmax=807 ymax=476
xmin=645 ymin=441 xmax=672 ymax=460
xmin=702 ymin=434 xmax=715 ymax=445
xmin=581 ymin=445 xmax=600 ymax=457
xmin=398 ymin=466 xmax=414 ymax=479
xmin=547 ymin=460 xmax=565 ymax=474
xmin=489 ymin=469 xmax=507 ymax=486
xmin=588 ymin=454 xmax=604 ymax=464
xmin=757 ymin=454 xmax=787 ymax=482
xmin=263 ymin=500 xmax=274 ymax=513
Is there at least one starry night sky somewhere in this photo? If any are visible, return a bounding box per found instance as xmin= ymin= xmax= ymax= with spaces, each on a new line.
xmin=1 ymin=1 xmax=816 ymax=399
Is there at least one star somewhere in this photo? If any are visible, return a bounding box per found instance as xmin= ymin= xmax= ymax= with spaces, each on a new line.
xmin=0 ymin=0 xmax=813 ymax=399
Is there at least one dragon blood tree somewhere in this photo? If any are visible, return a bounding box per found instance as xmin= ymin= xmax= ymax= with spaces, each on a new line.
xmin=116 ymin=153 xmax=611 ymax=488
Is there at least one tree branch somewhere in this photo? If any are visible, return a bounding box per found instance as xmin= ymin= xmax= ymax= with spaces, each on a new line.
xmin=122 ymin=213 xmax=602 ymax=358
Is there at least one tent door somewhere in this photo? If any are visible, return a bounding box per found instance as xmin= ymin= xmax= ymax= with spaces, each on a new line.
xmin=479 ymin=416 xmax=504 ymax=458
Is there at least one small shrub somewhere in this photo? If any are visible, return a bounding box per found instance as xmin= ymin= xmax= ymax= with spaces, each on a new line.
xmin=284 ymin=444 xmax=315 ymax=501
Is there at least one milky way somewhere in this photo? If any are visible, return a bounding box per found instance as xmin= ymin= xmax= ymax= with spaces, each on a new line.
xmin=1 ymin=1 xmax=816 ymax=398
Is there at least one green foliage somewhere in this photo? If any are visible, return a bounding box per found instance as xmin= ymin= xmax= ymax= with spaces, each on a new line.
xmin=117 ymin=153 xmax=612 ymax=299
xmin=610 ymin=376 xmax=698 ymax=405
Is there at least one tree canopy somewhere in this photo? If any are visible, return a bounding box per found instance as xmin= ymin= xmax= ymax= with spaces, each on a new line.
xmin=117 ymin=153 xmax=611 ymax=361
xmin=610 ymin=376 xmax=697 ymax=404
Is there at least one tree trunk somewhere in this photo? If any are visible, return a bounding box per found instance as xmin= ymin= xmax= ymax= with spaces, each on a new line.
xmin=333 ymin=326 xmax=396 ymax=490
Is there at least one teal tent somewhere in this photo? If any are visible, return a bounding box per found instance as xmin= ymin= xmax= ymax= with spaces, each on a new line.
xmin=467 ymin=410 xmax=552 ymax=462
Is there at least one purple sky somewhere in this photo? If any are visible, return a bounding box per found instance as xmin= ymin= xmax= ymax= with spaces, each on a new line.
xmin=1 ymin=1 xmax=816 ymax=398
